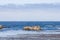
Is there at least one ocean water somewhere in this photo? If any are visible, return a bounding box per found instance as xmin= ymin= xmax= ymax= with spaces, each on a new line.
xmin=0 ymin=21 xmax=60 ymax=37
xmin=0 ymin=21 xmax=60 ymax=31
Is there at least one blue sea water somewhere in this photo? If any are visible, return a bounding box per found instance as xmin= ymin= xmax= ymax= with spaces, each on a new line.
xmin=0 ymin=21 xmax=60 ymax=31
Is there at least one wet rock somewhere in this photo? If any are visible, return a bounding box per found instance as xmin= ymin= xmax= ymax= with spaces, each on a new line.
xmin=23 ymin=26 xmax=32 ymax=30
xmin=0 ymin=25 xmax=4 ymax=29
xmin=24 ymin=26 xmax=41 ymax=31
xmin=32 ymin=26 xmax=41 ymax=31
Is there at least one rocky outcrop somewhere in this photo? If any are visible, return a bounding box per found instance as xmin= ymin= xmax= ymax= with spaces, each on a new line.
xmin=23 ymin=26 xmax=41 ymax=31
xmin=0 ymin=25 xmax=4 ymax=29
xmin=23 ymin=26 xmax=32 ymax=30
xmin=32 ymin=26 xmax=41 ymax=31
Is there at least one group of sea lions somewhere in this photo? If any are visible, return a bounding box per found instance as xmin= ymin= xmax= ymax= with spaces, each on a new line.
xmin=23 ymin=26 xmax=41 ymax=31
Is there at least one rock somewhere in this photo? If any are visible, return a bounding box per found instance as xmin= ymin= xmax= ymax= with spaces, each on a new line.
xmin=32 ymin=26 xmax=41 ymax=31
xmin=23 ymin=26 xmax=32 ymax=30
xmin=24 ymin=26 xmax=41 ymax=31
xmin=0 ymin=25 xmax=4 ymax=29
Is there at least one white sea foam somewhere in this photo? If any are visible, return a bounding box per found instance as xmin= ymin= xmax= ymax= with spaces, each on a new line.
xmin=0 ymin=30 xmax=60 ymax=37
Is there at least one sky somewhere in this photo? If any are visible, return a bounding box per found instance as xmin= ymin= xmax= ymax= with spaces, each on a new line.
xmin=0 ymin=0 xmax=60 ymax=21
xmin=0 ymin=9 xmax=59 ymax=21
xmin=0 ymin=0 xmax=60 ymax=5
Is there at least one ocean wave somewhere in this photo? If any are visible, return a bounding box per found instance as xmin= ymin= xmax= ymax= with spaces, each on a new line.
xmin=0 ymin=30 xmax=60 ymax=37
